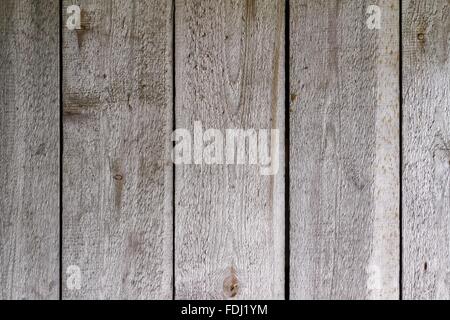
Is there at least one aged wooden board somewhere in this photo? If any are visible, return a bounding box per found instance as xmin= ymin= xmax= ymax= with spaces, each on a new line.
xmin=0 ymin=0 xmax=59 ymax=299
xmin=63 ymin=0 xmax=173 ymax=299
xmin=175 ymin=0 xmax=285 ymax=299
xmin=290 ymin=0 xmax=400 ymax=299
xmin=403 ymin=0 xmax=450 ymax=300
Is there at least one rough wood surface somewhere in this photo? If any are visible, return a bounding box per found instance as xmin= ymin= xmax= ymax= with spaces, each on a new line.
xmin=403 ymin=0 xmax=450 ymax=300
xmin=63 ymin=0 xmax=173 ymax=299
xmin=175 ymin=0 xmax=285 ymax=299
xmin=290 ymin=0 xmax=400 ymax=299
xmin=0 ymin=0 xmax=59 ymax=299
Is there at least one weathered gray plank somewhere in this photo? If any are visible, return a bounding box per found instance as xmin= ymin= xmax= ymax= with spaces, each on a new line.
xmin=290 ymin=0 xmax=400 ymax=299
xmin=403 ymin=0 xmax=450 ymax=300
xmin=0 ymin=0 xmax=59 ymax=299
xmin=63 ymin=0 xmax=173 ymax=299
xmin=175 ymin=0 xmax=285 ymax=299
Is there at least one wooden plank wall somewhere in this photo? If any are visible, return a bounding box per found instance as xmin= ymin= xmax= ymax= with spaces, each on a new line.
xmin=1 ymin=0 xmax=450 ymax=300
xmin=403 ymin=0 xmax=450 ymax=300
xmin=174 ymin=0 xmax=285 ymax=300
xmin=290 ymin=0 xmax=400 ymax=299
xmin=0 ymin=0 xmax=59 ymax=299
xmin=62 ymin=0 xmax=173 ymax=299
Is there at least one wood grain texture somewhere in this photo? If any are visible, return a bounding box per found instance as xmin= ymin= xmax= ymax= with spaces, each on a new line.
xmin=403 ymin=0 xmax=450 ymax=300
xmin=290 ymin=0 xmax=399 ymax=299
xmin=63 ymin=0 xmax=173 ymax=299
xmin=0 ymin=0 xmax=59 ymax=299
xmin=175 ymin=0 xmax=285 ymax=299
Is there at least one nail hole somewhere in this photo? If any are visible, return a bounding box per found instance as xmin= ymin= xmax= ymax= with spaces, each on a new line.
xmin=113 ymin=174 xmax=123 ymax=181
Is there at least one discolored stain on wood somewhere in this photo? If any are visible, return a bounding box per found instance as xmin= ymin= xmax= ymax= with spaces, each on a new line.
xmin=246 ymin=0 xmax=257 ymax=21
xmin=63 ymin=94 xmax=100 ymax=116
xmin=223 ymin=268 xmax=239 ymax=298
xmin=291 ymin=93 xmax=298 ymax=103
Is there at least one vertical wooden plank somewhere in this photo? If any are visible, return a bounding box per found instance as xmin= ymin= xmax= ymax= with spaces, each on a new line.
xmin=403 ymin=0 xmax=450 ymax=300
xmin=175 ymin=0 xmax=285 ymax=299
xmin=63 ymin=0 xmax=173 ymax=299
xmin=0 ymin=0 xmax=59 ymax=299
xmin=290 ymin=0 xmax=400 ymax=299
